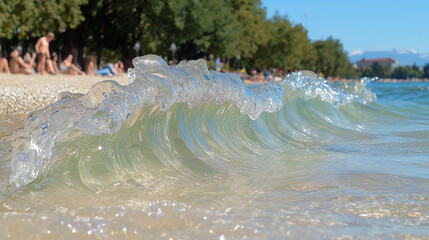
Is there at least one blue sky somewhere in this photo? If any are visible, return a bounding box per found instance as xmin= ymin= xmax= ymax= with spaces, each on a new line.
xmin=261 ymin=0 xmax=429 ymax=54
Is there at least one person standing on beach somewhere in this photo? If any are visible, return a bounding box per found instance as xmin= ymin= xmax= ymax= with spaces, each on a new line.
xmin=35 ymin=32 xmax=55 ymax=74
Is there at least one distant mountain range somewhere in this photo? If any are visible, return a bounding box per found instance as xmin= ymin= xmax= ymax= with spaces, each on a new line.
xmin=348 ymin=49 xmax=429 ymax=66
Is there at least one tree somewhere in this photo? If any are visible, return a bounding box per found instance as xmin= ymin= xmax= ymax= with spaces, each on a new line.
xmin=313 ymin=37 xmax=355 ymax=78
xmin=32 ymin=0 xmax=86 ymax=35
xmin=360 ymin=67 xmax=375 ymax=78
xmin=0 ymin=0 xmax=357 ymax=77
xmin=254 ymin=15 xmax=316 ymax=71
xmin=102 ymin=0 xmax=165 ymax=68
xmin=391 ymin=66 xmax=422 ymax=79
xmin=231 ymin=0 xmax=267 ymax=59
xmin=82 ymin=0 xmax=240 ymax=68
xmin=0 ymin=0 xmax=86 ymax=56
xmin=408 ymin=64 xmax=422 ymax=78
xmin=0 ymin=0 xmax=32 ymax=39
xmin=0 ymin=0 xmax=36 ymax=54
xmin=423 ymin=64 xmax=429 ymax=78
xmin=166 ymin=0 xmax=239 ymax=60
xmin=371 ymin=62 xmax=389 ymax=78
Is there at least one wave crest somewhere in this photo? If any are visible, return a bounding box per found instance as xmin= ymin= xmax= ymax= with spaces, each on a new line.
xmin=1 ymin=55 xmax=374 ymax=189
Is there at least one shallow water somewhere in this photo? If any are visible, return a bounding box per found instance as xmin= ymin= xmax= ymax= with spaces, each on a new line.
xmin=0 ymin=56 xmax=428 ymax=239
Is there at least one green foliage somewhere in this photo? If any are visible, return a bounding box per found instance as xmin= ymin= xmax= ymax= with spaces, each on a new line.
xmin=0 ymin=0 xmax=85 ymax=39
xmin=254 ymin=15 xmax=316 ymax=71
xmin=423 ymin=64 xmax=429 ymax=78
xmin=409 ymin=65 xmax=423 ymax=79
xmin=0 ymin=0 xmax=35 ymax=39
xmin=313 ymin=37 xmax=356 ymax=78
xmin=33 ymin=0 xmax=86 ymax=32
xmin=360 ymin=67 xmax=375 ymax=78
xmin=390 ymin=66 xmax=407 ymax=79
xmin=372 ymin=62 xmax=390 ymax=78
xmin=360 ymin=64 xmax=425 ymax=79
xmin=0 ymin=0 xmax=361 ymax=77
xmin=167 ymin=0 xmax=239 ymax=58
xmin=88 ymin=0 xmax=239 ymax=62
xmin=391 ymin=65 xmax=422 ymax=79
xmin=231 ymin=0 xmax=267 ymax=58
xmin=103 ymin=0 xmax=166 ymax=51
xmin=360 ymin=62 xmax=392 ymax=78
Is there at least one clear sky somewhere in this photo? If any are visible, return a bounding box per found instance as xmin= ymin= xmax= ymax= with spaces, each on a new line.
xmin=261 ymin=0 xmax=429 ymax=54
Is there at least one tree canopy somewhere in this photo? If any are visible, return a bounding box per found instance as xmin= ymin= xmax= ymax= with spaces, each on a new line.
xmin=0 ymin=0 xmax=357 ymax=77
xmin=0 ymin=0 xmax=85 ymax=39
xmin=313 ymin=37 xmax=355 ymax=78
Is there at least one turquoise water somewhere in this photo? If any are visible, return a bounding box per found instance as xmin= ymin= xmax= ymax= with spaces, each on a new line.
xmin=0 ymin=56 xmax=428 ymax=238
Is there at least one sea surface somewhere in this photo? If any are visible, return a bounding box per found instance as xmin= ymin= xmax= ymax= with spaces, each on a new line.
xmin=0 ymin=55 xmax=428 ymax=239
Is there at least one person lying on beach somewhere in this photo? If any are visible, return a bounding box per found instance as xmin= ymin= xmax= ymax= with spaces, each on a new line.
xmin=60 ymin=54 xmax=86 ymax=75
xmin=97 ymin=61 xmax=123 ymax=77
xmin=97 ymin=63 xmax=116 ymax=77
xmin=0 ymin=57 xmax=10 ymax=73
xmin=9 ymin=50 xmax=36 ymax=75
xmin=114 ymin=61 xmax=124 ymax=77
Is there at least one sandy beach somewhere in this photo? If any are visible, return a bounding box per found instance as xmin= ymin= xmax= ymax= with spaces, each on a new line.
xmin=0 ymin=74 xmax=129 ymax=117
xmin=0 ymin=74 xmax=129 ymax=138
xmin=0 ymin=73 xmax=268 ymax=117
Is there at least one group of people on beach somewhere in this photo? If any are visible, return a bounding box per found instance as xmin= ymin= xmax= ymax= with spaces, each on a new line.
xmin=0 ymin=32 xmax=124 ymax=77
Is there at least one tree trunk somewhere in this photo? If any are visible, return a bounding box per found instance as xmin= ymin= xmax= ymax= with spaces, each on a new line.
xmin=122 ymin=38 xmax=137 ymax=70
xmin=63 ymin=29 xmax=76 ymax=60
xmin=1 ymin=38 xmax=12 ymax=58
xmin=76 ymin=25 xmax=87 ymax=69
xmin=96 ymin=4 xmax=108 ymax=68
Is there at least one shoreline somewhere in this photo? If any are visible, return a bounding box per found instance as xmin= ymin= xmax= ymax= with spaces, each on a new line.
xmin=369 ymin=78 xmax=429 ymax=83
xmin=335 ymin=78 xmax=429 ymax=83
xmin=0 ymin=73 xmax=428 ymax=119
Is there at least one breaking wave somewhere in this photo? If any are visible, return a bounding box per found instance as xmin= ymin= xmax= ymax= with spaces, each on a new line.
xmin=0 ymin=55 xmax=376 ymax=191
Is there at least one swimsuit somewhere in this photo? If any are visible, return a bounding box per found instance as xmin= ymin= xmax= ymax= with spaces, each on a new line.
xmin=37 ymin=52 xmax=47 ymax=62
xmin=59 ymin=64 xmax=67 ymax=71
